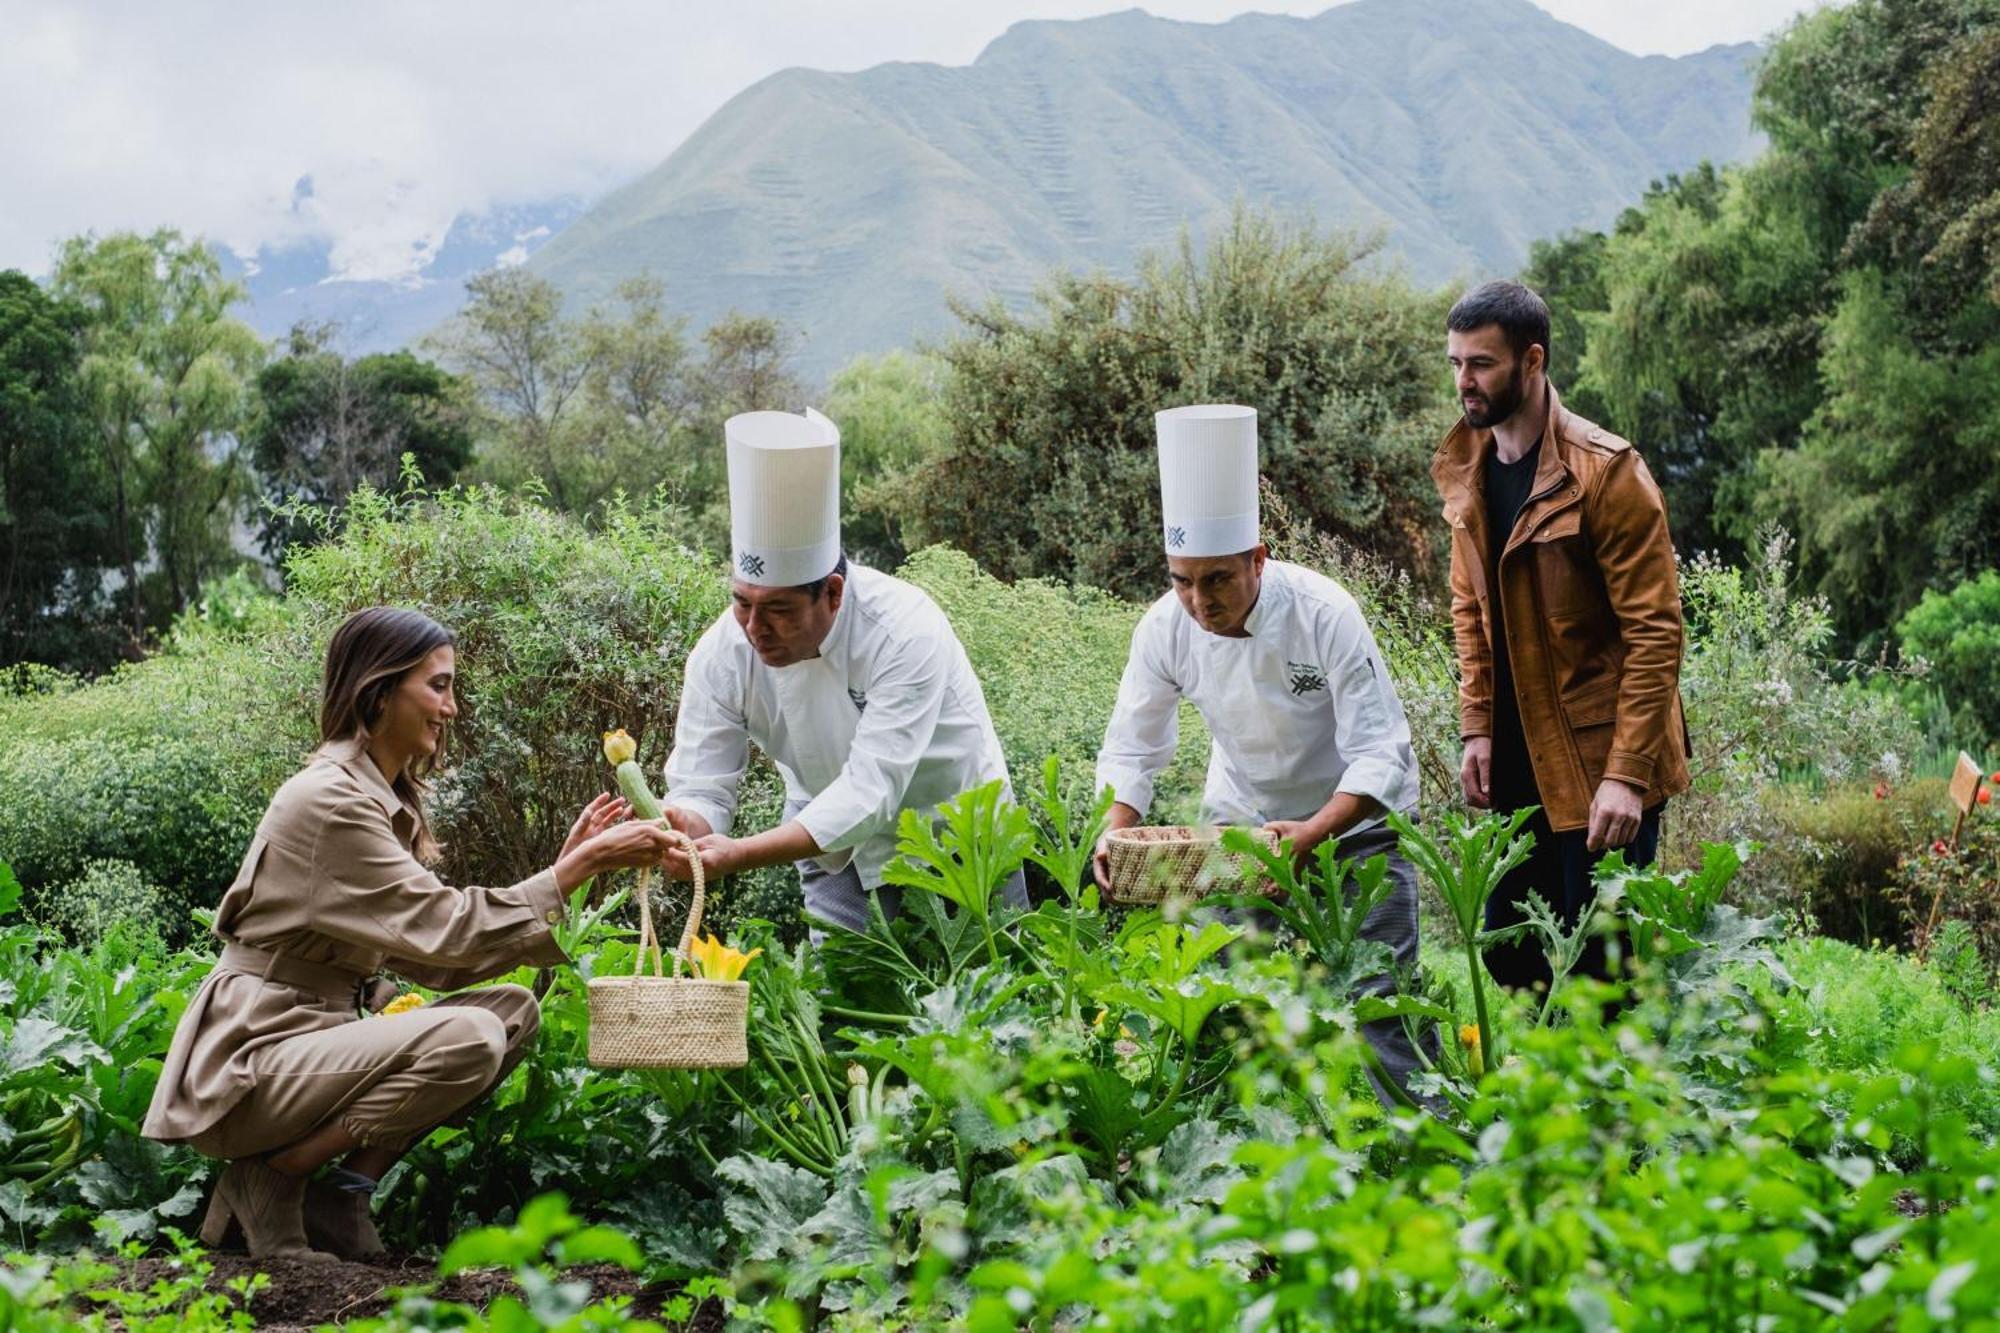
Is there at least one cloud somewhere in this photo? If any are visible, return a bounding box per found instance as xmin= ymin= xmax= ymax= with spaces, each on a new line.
xmin=0 ymin=0 xmax=1820 ymax=279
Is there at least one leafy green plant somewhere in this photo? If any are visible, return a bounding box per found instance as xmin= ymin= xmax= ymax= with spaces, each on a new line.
xmin=1022 ymin=756 xmax=1113 ymax=1026
xmin=879 ymin=780 xmax=1035 ymax=971
xmin=1929 ymin=918 xmax=1992 ymax=1012
xmin=1899 ymin=569 xmax=2000 ymax=746
xmin=1385 ymin=809 xmax=1534 ymax=1072
xmin=0 ymin=861 xmax=213 ymax=1249
xmin=347 ymin=1193 xmax=726 ymax=1332
xmin=0 ymin=1230 xmax=264 ymax=1332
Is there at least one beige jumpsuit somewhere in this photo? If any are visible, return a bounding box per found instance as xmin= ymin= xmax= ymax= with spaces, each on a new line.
xmin=142 ymin=738 xmax=571 ymax=1159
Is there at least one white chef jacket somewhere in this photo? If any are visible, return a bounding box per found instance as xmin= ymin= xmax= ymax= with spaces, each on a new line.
xmin=1095 ymin=559 xmax=1419 ymax=830
xmin=664 ymin=562 xmax=1011 ymax=887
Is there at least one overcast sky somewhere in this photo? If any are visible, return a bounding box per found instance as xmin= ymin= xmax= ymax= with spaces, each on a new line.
xmin=0 ymin=0 xmax=1824 ymax=281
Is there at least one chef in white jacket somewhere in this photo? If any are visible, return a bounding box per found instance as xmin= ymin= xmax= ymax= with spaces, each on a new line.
xmin=1093 ymin=404 xmax=1431 ymax=1093
xmin=660 ymin=408 xmax=1019 ymax=935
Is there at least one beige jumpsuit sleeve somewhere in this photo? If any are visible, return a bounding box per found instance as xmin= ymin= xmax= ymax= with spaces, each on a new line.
xmin=306 ymin=791 xmax=569 ymax=987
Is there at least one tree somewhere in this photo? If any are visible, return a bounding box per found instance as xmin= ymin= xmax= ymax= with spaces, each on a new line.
xmin=441 ymin=272 xmax=727 ymax=517
xmin=696 ymin=313 xmax=802 ymax=422
xmin=0 ymin=271 xmax=121 ymax=671
xmin=1899 ymin=569 xmax=2000 ymax=745
xmin=48 ymin=230 xmax=262 ymax=643
xmin=1760 ymin=271 xmax=2000 ymax=649
xmin=1557 ymin=165 xmax=1825 ymax=561
xmin=1525 ymin=0 xmax=2000 ymax=646
xmin=822 ymin=350 xmax=950 ymax=567
xmin=904 ymin=208 xmax=1453 ymax=599
xmin=437 ymin=268 xmax=595 ymax=512
xmin=248 ymin=325 xmax=477 ymax=564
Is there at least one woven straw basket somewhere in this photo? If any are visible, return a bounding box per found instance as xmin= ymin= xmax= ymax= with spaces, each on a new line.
xmin=587 ymin=828 xmax=748 ymax=1069
xmin=1104 ymin=825 xmax=1282 ymax=906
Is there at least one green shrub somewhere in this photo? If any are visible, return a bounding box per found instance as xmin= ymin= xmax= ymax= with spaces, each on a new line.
xmin=899 ymin=545 xmax=1208 ymax=822
xmin=1669 ymin=530 xmax=1926 ymax=877
xmin=1898 ymin=568 xmax=2000 ymax=747
xmin=903 ymin=207 xmax=1454 ymax=599
xmin=0 ymin=627 xmax=303 ymax=940
xmin=1775 ymin=933 xmax=2000 ymax=1149
xmin=1886 ymin=806 xmax=2000 ymax=973
xmin=1754 ymin=778 xmax=1951 ymax=945
xmin=29 ymin=858 xmax=169 ymax=952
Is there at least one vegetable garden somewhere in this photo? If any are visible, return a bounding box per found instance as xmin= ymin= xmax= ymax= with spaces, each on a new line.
xmin=3 ymin=486 xmax=1998 ymax=1330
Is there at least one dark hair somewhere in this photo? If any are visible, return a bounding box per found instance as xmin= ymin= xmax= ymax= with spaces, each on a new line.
xmin=800 ymin=554 xmax=850 ymax=602
xmin=320 ymin=606 xmax=456 ymax=861
xmin=1447 ymin=280 xmax=1552 ymax=368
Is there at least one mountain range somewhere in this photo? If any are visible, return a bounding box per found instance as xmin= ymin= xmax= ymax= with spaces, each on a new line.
xmin=232 ymin=0 xmax=1767 ymax=380
xmin=524 ymin=0 xmax=1764 ymax=379
xmin=225 ymin=196 xmax=584 ymax=354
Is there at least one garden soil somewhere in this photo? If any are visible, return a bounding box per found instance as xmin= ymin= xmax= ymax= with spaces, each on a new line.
xmin=111 ymin=1252 xmax=723 ymax=1330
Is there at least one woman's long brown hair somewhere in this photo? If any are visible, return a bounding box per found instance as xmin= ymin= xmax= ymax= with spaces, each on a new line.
xmin=319 ymin=607 xmax=456 ymax=862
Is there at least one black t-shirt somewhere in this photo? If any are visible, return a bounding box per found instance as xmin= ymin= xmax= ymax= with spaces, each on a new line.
xmin=1483 ymin=440 xmax=1541 ymax=799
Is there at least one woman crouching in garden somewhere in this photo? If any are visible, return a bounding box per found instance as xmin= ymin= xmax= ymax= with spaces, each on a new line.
xmin=142 ymin=607 xmax=678 ymax=1261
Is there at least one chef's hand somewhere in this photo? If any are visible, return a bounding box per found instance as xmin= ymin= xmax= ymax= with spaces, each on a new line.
xmin=1093 ymin=802 xmax=1144 ymax=891
xmin=1262 ymin=818 xmax=1328 ymax=864
xmin=659 ymin=806 xmax=715 ymax=841
xmin=665 ymin=832 xmax=739 ymax=882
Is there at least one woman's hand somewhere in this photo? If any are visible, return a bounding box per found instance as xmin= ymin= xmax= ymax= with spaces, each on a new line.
xmin=554 ymin=818 xmax=682 ymax=891
xmin=560 ymin=793 xmax=632 ymax=861
xmin=584 ymin=819 xmax=684 ymax=871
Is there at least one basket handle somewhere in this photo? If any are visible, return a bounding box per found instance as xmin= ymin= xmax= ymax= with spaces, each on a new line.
xmin=630 ymin=824 xmax=706 ymax=981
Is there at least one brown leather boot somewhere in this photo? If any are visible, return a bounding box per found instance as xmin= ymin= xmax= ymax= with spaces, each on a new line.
xmin=197 ymin=1157 xmax=331 ymax=1261
xmin=303 ymin=1179 xmax=386 ymax=1260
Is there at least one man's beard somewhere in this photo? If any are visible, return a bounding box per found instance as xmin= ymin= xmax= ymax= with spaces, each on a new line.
xmin=1463 ymin=365 xmax=1526 ymax=429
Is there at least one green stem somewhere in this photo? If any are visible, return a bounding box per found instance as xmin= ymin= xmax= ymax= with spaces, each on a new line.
xmin=716 ymin=1081 xmax=831 ymax=1176
xmin=1356 ymin=1039 xmax=1423 ymax=1115
xmin=1464 ymin=933 xmax=1498 ymax=1071
xmin=979 ymin=908 xmax=1002 ymax=969
xmin=790 ymin=1015 xmax=849 ymax=1151
xmin=1064 ymin=905 xmax=1079 ymax=1026
xmin=751 ymin=1032 xmax=836 ymax=1159
xmin=821 ymin=1005 xmax=916 ymax=1027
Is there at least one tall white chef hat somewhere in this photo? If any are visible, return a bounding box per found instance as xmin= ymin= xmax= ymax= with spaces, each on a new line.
xmin=726 ymin=407 xmax=842 ymax=587
xmin=1156 ymin=404 xmax=1259 ymax=557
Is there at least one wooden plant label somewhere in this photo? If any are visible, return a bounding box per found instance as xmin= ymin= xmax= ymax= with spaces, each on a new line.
xmin=1950 ymin=750 xmax=1984 ymax=816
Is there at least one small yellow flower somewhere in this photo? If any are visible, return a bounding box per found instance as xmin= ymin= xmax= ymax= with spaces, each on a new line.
xmin=602 ymin=728 xmax=637 ymax=767
xmin=380 ymin=991 xmax=427 ymax=1016
xmin=685 ymin=933 xmax=762 ymax=982
xmin=1459 ymin=1023 xmax=1484 ymax=1077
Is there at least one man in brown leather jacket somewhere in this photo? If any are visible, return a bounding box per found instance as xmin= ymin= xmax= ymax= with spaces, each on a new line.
xmin=1429 ymin=281 xmax=1690 ymax=988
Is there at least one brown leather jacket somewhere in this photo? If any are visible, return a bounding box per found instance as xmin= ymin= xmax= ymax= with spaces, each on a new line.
xmin=1430 ymin=384 xmax=1691 ymax=831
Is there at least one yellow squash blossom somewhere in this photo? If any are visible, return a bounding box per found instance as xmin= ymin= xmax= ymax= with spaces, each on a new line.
xmin=602 ymin=728 xmax=637 ymax=766
xmin=686 ymin=933 xmax=762 ymax=982
xmin=380 ymin=991 xmax=427 ymax=1016
xmin=1459 ymin=1023 xmax=1484 ymax=1077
